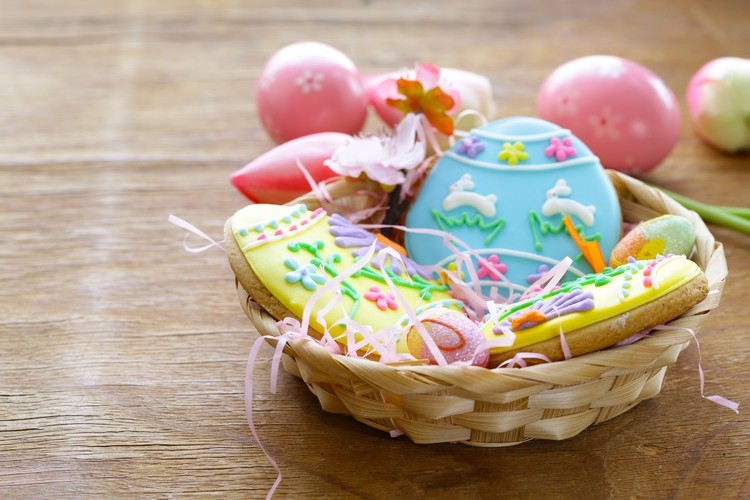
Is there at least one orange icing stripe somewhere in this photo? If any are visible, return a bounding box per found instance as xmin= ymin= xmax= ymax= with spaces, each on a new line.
xmin=563 ymin=215 xmax=606 ymax=272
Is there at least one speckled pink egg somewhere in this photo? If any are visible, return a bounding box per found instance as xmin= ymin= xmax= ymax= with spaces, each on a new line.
xmin=406 ymin=307 xmax=489 ymax=366
xmin=256 ymin=42 xmax=368 ymax=144
xmin=537 ymin=55 xmax=681 ymax=175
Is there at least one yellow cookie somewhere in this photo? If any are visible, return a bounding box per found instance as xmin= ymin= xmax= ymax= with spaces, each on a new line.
xmin=481 ymin=255 xmax=709 ymax=366
xmin=225 ymin=203 xmax=464 ymax=353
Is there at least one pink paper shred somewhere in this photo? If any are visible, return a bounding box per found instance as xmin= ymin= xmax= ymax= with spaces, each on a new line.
xmin=170 ymin=199 xmax=739 ymax=500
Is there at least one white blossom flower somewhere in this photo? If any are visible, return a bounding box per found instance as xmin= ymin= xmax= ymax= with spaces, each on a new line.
xmin=325 ymin=113 xmax=426 ymax=186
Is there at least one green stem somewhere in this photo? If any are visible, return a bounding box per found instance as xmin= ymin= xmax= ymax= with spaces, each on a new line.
xmin=658 ymin=186 xmax=750 ymax=235
xmin=717 ymin=205 xmax=750 ymax=220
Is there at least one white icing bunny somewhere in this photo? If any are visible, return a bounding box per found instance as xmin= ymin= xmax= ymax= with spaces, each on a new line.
xmin=541 ymin=179 xmax=596 ymax=226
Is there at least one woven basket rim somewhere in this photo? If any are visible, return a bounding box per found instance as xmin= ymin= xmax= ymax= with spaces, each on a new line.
xmin=243 ymin=170 xmax=726 ymax=372
xmin=237 ymin=169 xmax=727 ymax=445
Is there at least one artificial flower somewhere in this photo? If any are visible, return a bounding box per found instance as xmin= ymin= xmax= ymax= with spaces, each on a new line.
xmin=364 ymin=66 xmax=495 ymax=133
xmin=379 ymin=63 xmax=461 ymax=135
xmin=324 ymin=113 xmax=426 ymax=186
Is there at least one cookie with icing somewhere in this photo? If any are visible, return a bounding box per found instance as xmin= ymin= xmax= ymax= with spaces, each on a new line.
xmin=480 ymin=255 xmax=709 ymax=366
xmin=404 ymin=116 xmax=623 ymax=298
xmin=225 ymin=203 xmax=465 ymax=354
xmin=225 ymin=206 xmax=707 ymax=367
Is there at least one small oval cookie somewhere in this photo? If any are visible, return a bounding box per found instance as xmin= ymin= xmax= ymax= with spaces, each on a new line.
xmin=610 ymin=214 xmax=696 ymax=268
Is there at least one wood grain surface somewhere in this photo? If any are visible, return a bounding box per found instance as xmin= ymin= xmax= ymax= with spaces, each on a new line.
xmin=1 ymin=1 xmax=748 ymax=498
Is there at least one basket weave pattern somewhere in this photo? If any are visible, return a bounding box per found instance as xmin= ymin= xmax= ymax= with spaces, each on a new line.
xmin=238 ymin=170 xmax=726 ymax=446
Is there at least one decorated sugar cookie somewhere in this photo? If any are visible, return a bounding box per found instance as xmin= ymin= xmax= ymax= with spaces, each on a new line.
xmin=481 ymin=254 xmax=708 ymax=366
xmin=224 ymin=201 xmax=708 ymax=367
xmin=404 ymin=116 xmax=623 ymax=298
xmin=225 ymin=203 xmax=464 ymax=354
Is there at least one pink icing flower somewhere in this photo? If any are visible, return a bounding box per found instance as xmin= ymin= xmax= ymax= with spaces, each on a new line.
xmin=364 ymin=286 xmax=399 ymax=311
xmin=324 ymin=113 xmax=426 ymax=186
xmin=476 ymin=254 xmax=508 ymax=281
xmin=545 ymin=136 xmax=577 ymax=162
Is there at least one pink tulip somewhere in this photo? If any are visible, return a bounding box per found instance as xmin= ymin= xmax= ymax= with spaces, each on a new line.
xmin=230 ymin=132 xmax=350 ymax=204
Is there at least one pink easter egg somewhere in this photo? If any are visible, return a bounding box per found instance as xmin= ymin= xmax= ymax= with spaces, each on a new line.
xmin=406 ymin=307 xmax=489 ymax=367
xmin=230 ymin=132 xmax=349 ymax=204
xmin=537 ymin=56 xmax=681 ymax=175
xmin=256 ymin=42 xmax=368 ymax=144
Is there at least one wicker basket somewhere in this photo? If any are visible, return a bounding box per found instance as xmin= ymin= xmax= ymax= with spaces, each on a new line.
xmin=236 ymin=169 xmax=726 ymax=446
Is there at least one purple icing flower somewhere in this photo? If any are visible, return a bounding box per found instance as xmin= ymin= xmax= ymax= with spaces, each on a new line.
xmin=492 ymin=288 xmax=595 ymax=333
xmin=456 ymin=136 xmax=485 ymax=158
xmin=328 ymin=214 xmax=432 ymax=279
xmin=526 ymin=264 xmax=550 ymax=284
xmin=545 ymin=136 xmax=577 ymax=162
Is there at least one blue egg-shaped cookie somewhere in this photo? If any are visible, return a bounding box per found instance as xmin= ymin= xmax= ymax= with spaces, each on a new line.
xmin=404 ymin=116 xmax=622 ymax=297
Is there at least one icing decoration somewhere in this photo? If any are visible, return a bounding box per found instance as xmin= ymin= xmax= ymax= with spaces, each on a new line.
xmin=476 ymin=254 xmax=508 ymax=281
xmin=481 ymin=255 xmax=701 ymax=357
xmin=230 ymin=132 xmax=349 ymax=205
xmin=405 ymin=116 xmax=622 ymax=297
xmin=365 ymin=286 xmax=399 ymax=311
xmin=256 ymin=42 xmax=368 ymax=143
xmin=432 ymin=210 xmax=506 ymax=247
xmin=284 ymin=258 xmax=327 ymax=290
xmin=563 ymin=215 xmax=606 ymax=273
xmin=442 ymin=173 xmax=498 ymax=217
xmin=328 ymin=214 xmax=432 ymax=279
xmin=610 ymin=214 xmax=696 ymax=268
xmin=373 ymin=232 xmax=407 ymax=256
xmin=545 ymin=136 xmax=577 ymax=161
xmin=497 ymin=141 xmax=529 ymax=165
xmin=537 ymin=55 xmax=680 ymax=174
xmin=542 ymin=179 xmax=595 ymax=226
xmin=456 ymin=136 xmax=486 ymax=158
xmin=231 ymin=203 xmax=463 ymax=345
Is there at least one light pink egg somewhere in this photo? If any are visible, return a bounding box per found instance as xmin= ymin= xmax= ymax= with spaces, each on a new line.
xmin=537 ymin=55 xmax=681 ymax=175
xmin=256 ymin=42 xmax=368 ymax=144
xmin=406 ymin=307 xmax=489 ymax=367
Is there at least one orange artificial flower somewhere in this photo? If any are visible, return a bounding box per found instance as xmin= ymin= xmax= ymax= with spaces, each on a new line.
xmin=384 ymin=63 xmax=459 ymax=136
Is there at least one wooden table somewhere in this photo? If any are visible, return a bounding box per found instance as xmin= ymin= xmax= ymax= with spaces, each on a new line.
xmin=2 ymin=1 xmax=748 ymax=498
